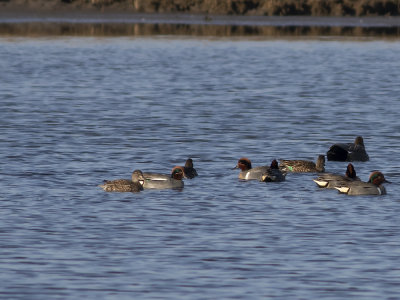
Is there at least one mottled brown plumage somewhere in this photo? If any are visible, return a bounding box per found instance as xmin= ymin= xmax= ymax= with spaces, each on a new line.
xmin=280 ymin=155 xmax=325 ymax=173
xmin=99 ymin=170 xmax=144 ymax=193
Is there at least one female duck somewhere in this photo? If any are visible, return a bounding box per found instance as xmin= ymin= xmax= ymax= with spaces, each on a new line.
xmin=234 ymin=157 xmax=270 ymax=180
xmin=99 ymin=170 xmax=145 ymax=193
xmin=313 ymin=163 xmax=359 ymax=189
xmin=335 ymin=171 xmax=389 ymax=195
xmin=327 ymin=136 xmax=369 ymax=162
xmin=183 ymin=158 xmax=198 ymax=179
xmin=280 ymin=155 xmax=325 ymax=173
xmin=143 ymin=166 xmax=184 ymax=189
xmin=260 ymin=159 xmax=286 ymax=182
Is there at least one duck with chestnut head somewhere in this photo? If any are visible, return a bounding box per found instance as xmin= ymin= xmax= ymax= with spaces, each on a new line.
xmin=335 ymin=171 xmax=389 ymax=195
xmin=143 ymin=166 xmax=184 ymax=190
xmin=234 ymin=157 xmax=271 ymax=181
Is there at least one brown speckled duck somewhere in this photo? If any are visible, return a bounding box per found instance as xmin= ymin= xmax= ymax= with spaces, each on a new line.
xmin=99 ymin=170 xmax=144 ymax=193
xmin=280 ymin=155 xmax=325 ymax=173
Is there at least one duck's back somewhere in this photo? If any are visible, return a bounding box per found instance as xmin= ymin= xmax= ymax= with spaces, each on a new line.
xmin=184 ymin=167 xmax=198 ymax=179
xmin=280 ymin=160 xmax=316 ymax=172
xmin=143 ymin=172 xmax=170 ymax=181
xmin=143 ymin=177 xmax=184 ymax=189
xmin=327 ymin=140 xmax=369 ymax=162
xmin=239 ymin=166 xmax=269 ymax=180
xmin=261 ymin=168 xmax=286 ymax=182
xmin=99 ymin=179 xmax=142 ymax=192
xmin=313 ymin=173 xmax=359 ymax=189
xmin=337 ymin=182 xmax=386 ymax=195
xmin=347 ymin=145 xmax=369 ymax=162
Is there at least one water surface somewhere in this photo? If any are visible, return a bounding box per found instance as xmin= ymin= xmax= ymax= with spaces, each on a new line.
xmin=1 ymin=36 xmax=400 ymax=299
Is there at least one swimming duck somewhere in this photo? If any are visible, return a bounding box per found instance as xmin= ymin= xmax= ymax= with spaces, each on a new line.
xmin=260 ymin=159 xmax=286 ymax=182
xmin=327 ymin=136 xmax=369 ymax=162
xmin=279 ymin=155 xmax=325 ymax=173
xmin=335 ymin=171 xmax=389 ymax=195
xmin=313 ymin=163 xmax=360 ymax=189
xmin=182 ymin=158 xmax=198 ymax=179
xmin=234 ymin=157 xmax=270 ymax=180
xmin=143 ymin=166 xmax=184 ymax=189
xmin=99 ymin=170 xmax=144 ymax=193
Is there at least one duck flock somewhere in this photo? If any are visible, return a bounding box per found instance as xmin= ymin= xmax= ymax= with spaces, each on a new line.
xmin=99 ymin=136 xmax=390 ymax=196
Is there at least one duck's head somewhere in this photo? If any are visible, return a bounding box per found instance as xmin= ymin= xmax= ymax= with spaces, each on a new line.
xmin=355 ymin=136 xmax=365 ymax=146
xmin=345 ymin=163 xmax=357 ymax=179
xmin=234 ymin=157 xmax=252 ymax=171
xmin=368 ymin=171 xmax=390 ymax=186
xmin=132 ymin=170 xmax=145 ymax=185
xmin=171 ymin=166 xmax=184 ymax=180
xmin=316 ymin=155 xmax=325 ymax=172
xmin=270 ymin=159 xmax=279 ymax=169
xmin=185 ymin=158 xmax=194 ymax=168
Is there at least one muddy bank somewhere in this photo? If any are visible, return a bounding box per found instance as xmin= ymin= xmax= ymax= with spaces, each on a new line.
xmin=1 ymin=0 xmax=400 ymax=16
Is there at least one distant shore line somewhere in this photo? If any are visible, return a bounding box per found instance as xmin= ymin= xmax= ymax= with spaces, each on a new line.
xmin=1 ymin=0 xmax=400 ymax=17
xmin=1 ymin=1 xmax=400 ymax=37
xmin=1 ymin=22 xmax=399 ymax=38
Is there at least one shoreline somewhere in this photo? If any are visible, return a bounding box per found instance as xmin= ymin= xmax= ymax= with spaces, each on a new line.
xmin=1 ymin=8 xmax=400 ymax=38
xmin=1 ymin=11 xmax=400 ymax=28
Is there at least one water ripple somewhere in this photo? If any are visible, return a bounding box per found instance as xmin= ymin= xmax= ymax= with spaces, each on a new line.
xmin=1 ymin=37 xmax=400 ymax=299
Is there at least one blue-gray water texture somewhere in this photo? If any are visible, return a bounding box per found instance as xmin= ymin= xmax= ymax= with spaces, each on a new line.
xmin=1 ymin=37 xmax=400 ymax=299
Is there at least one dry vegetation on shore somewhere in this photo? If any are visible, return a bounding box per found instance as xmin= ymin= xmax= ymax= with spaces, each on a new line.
xmin=1 ymin=0 xmax=400 ymax=16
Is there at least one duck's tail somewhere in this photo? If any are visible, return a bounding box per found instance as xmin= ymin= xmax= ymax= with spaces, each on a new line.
xmin=313 ymin=179 xmax=328 ymax=188
xmin=335 ymin=186 xmax=350 ymax=194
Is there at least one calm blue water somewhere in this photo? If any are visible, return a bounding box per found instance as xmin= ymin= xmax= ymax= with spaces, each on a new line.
xmin=1 ymin=36 xmax=400 ymax=299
